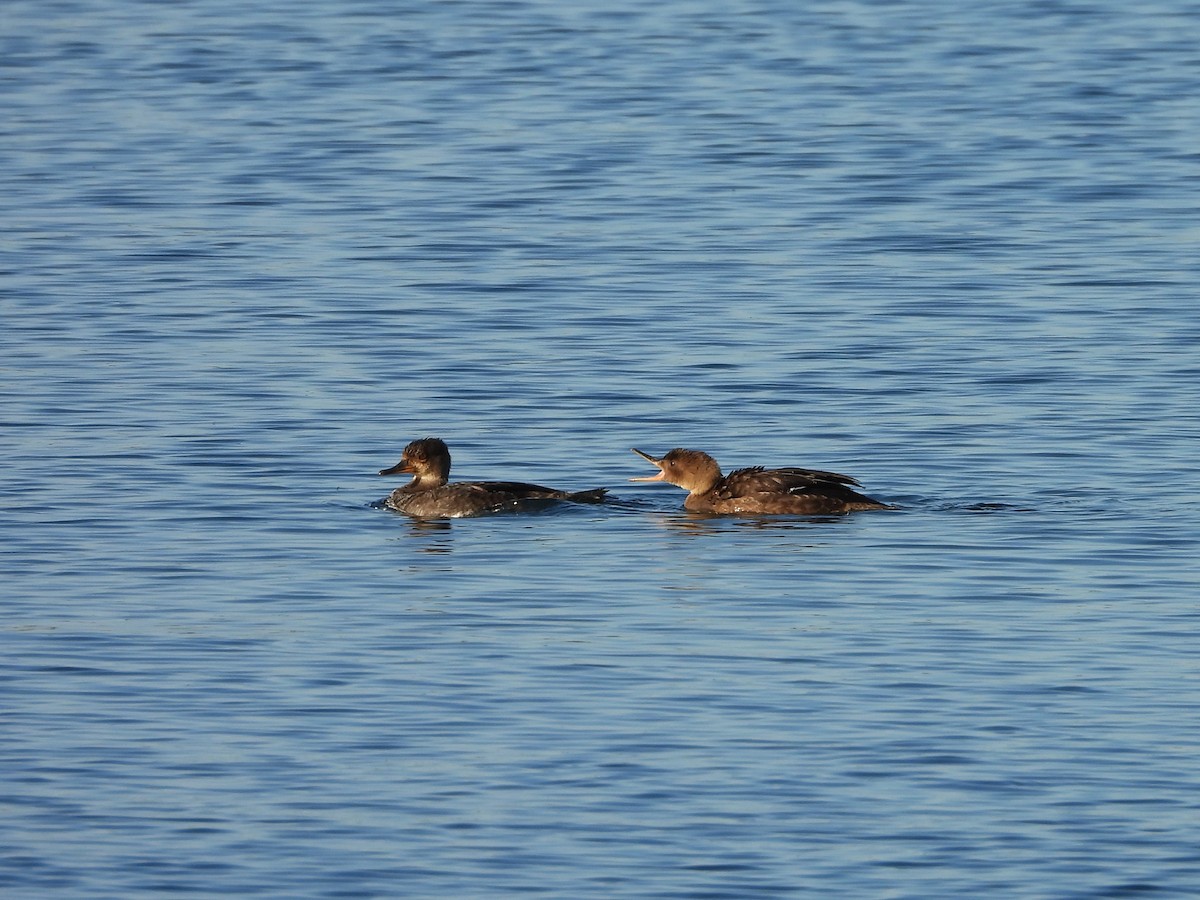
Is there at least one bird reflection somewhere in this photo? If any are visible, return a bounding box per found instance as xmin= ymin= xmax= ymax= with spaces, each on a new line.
xmin=403 ymin=517 xmax=454 ymax=553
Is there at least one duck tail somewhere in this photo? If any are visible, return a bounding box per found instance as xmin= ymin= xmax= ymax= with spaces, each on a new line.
xmin=847 ymin=497 xmax=898 ymax=511
xmin=568 ymin=488 xmax=609 ymax=504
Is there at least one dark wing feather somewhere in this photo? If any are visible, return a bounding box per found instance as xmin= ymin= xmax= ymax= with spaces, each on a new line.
xmin=465 ymin=481 xmax=606 ymax=508
xmin=769 ymin=466 xmax=862 ymax=486
xmin=717 ymin=465 xmax=865 ymax=500
xmin=467 ymin=480 xmax=566 ymax=499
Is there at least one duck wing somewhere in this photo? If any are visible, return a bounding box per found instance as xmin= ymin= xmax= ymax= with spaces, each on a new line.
xmin=717 ymin=465 xmax=864 ymax=499
xmin=465 ymin=480 xmax=568 ymax=499
xmin=465 ymin=481 xmax=607 ymax=503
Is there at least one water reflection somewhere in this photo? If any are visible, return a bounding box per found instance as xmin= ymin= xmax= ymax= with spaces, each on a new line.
xmin=396 ymin=516 xmax=455 ymax=553
xmin=640 ymin=508 xmax=866 ymax=534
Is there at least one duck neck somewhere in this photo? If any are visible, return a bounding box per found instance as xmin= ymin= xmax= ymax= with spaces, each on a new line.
xmin=409 ymin=473 xmax=447 ymax=491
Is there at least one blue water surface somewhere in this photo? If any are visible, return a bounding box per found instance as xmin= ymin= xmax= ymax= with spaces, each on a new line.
xmin=4 ymin=0 xmax=1200 ymax=897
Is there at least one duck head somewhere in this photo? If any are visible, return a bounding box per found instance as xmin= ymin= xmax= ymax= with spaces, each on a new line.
xmin=379 ymin=437 xmax=452 ymax=487
xmin=630 ymin=447 xmax=723 ymax=494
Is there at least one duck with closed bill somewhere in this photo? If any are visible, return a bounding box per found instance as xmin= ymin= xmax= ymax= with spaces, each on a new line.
xmin=630 ymin=447 xmax=893 ymax=515
xmin=379 ymin=437 xmax=608 ymax=518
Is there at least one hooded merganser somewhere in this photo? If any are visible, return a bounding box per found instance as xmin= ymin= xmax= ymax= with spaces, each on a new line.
xmin=630 ymin=447 xmax=892 ymax=515
xmin=379 ymin=438 xmax=608 ymax=518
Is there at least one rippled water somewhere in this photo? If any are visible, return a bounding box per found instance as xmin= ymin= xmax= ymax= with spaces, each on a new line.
xmin=4 ymin=0 xmax=1200 ymax=896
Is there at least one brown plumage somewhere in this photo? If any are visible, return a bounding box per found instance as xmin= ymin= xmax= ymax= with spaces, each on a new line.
xmin=630 ymin=447 xmax=893 ymax=515
xmin=378 ymin=438 xmax=607 ymax=518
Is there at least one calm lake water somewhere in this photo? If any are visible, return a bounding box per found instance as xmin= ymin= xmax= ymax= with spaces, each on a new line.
xmin=4 ymin=0 xmax=1200 ymax=896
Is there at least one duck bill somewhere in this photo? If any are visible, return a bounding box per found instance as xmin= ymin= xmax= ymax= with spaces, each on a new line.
xmin=378 ymin=461 xmax=415 ymax=476
xmin=630 ymin=448 xmax=666 ymax=482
